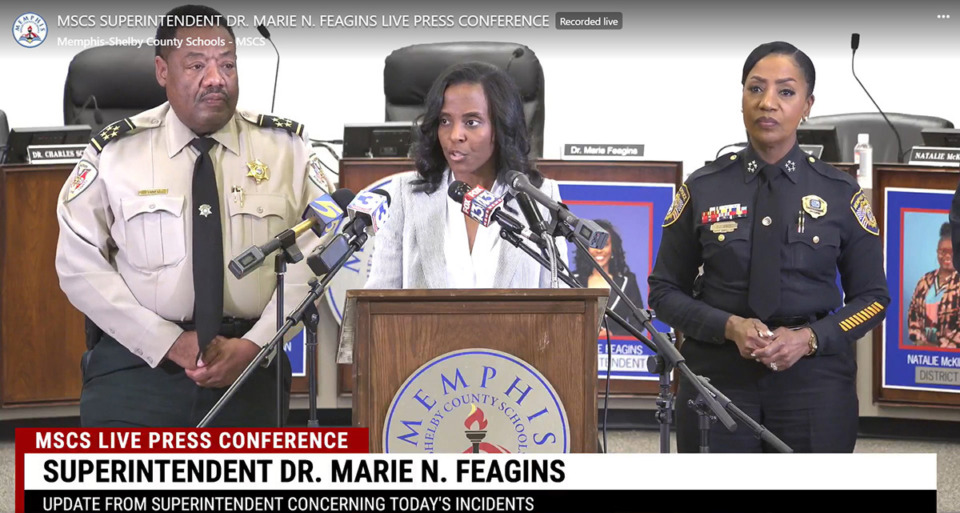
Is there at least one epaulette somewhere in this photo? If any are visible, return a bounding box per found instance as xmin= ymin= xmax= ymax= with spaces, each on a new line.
xmin=239 ymin=111 xmax=305 ymax=139
xmin=90 ymin=118 xmax=137 ymax=153
xmin=687 ymin=152 xmax=741 ymax=182
xmin=663 ymin=153 xmax=741 ymax=227
xmin=805 ymin=154 xmax=858 ymax=186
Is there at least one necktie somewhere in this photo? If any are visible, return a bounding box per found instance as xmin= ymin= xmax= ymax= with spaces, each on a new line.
xmin=747 ymin=164 xmax=782 ymax=320
xmin=190 ymin=137 xmax=223 ymax=356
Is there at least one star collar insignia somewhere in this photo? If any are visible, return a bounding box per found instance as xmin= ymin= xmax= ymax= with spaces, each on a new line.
xmin=99 ymin=125 xmax=120 ymax=141
xmin=785 ymin=160 xmax=796 ymax=173
xmin=747 ymin=160 xmax=758 ymax=173
xmin=246 ymin=159 xmax=270 ymax=184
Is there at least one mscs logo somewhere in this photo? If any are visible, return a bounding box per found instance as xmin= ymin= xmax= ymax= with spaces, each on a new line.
xmin=13 ymin=12 xmax=47 ymax=48
xmin=383 ymin=349 xmax=570 ymax=454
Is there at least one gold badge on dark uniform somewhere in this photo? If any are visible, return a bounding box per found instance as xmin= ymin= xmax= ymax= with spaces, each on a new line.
xmin=709 ymin=221 xmax=738 ymax=234
xmin=246 ymin=159 xmax=270 ymax=184
xmin=802 ymin=195 xmax=827 ymax=218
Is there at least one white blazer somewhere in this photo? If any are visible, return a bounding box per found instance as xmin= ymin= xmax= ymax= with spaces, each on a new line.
xmin=365 ymin=170 xmax=569 ymax=289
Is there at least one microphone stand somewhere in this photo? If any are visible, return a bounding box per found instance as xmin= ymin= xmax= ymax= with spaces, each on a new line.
xmin=198 ymin=231 xmax=364 ymax=428
xmin=537 ymin=210 xmax=750 ymax=452
xmin=499 ymin=227 xmax=672 ymax=451
xmin=564 ymin=228 xmax=791 ymax=452
xmin=272 ymin=232 xmax=305 ymax=427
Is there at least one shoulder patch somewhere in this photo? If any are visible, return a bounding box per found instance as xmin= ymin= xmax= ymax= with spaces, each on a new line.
xmin=663 ymin=184 xmax=690 ymax=227
xmin=244 ymin=113 xmax=305 ymax=138
xmin=65 ymin=160 xmax=98 ymax=203
xmin=850 ymin=188 xmax=879 ymax=236
xmin=307 ymin=153 xmax=334 ymax=192
xmin=90 ymin=118 xmax=136 ymax=153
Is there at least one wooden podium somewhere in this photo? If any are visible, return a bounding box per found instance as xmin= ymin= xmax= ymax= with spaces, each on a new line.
xmin=343 ymin=288 xmax=609 ymax=453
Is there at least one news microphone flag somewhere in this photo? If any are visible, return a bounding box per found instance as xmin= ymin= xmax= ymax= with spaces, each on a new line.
xmin=461 ymin=185 xmax=503 ymax=227
xmin=302 ymin=192 xmax=346 ymax=238
xmin=346 ymin=190 xmax=390 ymax=235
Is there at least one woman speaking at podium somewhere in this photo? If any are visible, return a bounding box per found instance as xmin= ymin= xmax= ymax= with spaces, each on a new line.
xmin=365 ymin=61 xmax=566 ymax=289
xmin=648 ymin=42 xmax=889 ymax=452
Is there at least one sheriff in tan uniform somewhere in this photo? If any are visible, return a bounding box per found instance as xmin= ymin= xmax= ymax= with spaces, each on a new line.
xmin=56 ymin=102 xmax=335 ymax=426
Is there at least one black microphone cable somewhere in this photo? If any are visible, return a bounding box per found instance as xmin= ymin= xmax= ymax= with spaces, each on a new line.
xmin=851 ymin=33 xmax=905 ymax=162
xmin=258 ymin=24 xmax=280 ymax=114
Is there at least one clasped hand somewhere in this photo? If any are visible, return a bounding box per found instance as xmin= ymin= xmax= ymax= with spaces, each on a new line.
xmin=166 ymin=331 xmax=260 ymax=388
xmin=726 ymin=316 xmax=810 ymax=372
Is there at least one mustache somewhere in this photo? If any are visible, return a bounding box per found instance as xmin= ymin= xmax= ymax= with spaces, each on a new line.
xmin=199 ymin=88 xmax=228 ymax=100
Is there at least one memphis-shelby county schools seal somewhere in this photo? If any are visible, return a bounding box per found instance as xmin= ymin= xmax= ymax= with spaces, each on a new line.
xmin=383 ymin=349 xmax=570 ymax=454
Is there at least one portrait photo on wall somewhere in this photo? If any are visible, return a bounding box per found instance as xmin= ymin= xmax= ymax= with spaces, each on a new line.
xmin=558 ymin=181 xmax=675 ymax=381
xmin=883 ymin=187 xmax=960 ymax=395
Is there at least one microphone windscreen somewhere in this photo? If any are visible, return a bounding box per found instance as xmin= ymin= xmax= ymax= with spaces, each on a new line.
xmin=447 ymin=180 xmax=472 ymax=203
xmin=331 ymin=188 xmax=355 ymax=209
xmin=851 ymin=33 xmax=860 ymax=51
xmin=257 ymin=24 xmax=271 ymax=39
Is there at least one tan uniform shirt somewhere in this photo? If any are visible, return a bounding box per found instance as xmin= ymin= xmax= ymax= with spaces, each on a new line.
xmin=56 ymin=102 xmax=336 ymax=368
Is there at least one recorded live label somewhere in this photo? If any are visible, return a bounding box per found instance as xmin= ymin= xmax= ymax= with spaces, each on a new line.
xmin=555 ymin=12 xmax=622 ymax=29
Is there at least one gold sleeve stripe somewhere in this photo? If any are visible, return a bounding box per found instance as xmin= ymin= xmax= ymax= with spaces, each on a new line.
xmin=840 ymin=302 xmax=886 ymax=331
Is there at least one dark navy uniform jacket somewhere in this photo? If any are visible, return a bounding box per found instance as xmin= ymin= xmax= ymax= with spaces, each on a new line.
xmin=648 ymin=143 xmax=890 ymax=355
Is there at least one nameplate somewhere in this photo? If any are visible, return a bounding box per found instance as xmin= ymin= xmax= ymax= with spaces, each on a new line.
xmin=908 ymin=146 xmax=960 ymax=167
xmin=799 ymin=144 xmax=824 ymax=159
xmin=27 ymin=144 xmax=86 ymax=164
xmin=562 ymin=143 xmax=644 ymax=160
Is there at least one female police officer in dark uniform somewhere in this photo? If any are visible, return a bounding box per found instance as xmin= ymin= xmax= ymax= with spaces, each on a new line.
xmin=648 ymin=42 xmax=889 ymax=452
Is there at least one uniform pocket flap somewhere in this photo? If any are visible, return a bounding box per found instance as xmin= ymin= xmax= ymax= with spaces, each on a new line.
xmin=787 ymin=228 xmax=840 ymax=249
xmin=228 ymin=193 xmax=288 ymax=219
xmin=121 ymin=195 xmax=185 ymax=221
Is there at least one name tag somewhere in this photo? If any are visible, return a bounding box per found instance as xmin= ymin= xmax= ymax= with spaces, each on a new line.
xmin=27 ymin=144 xmax=86 ymax=164
xmin=908 ymin=146 xmax=960 ymax=167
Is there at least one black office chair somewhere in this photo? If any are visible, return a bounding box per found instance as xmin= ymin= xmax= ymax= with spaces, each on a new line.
xmin=802 ymin=113 xmax=954 ymax=163
xmin=0 ymin=109 xmax=9 ymax=151
xmin=383 ymin=42 xmax=545 ymax=158
xmin=63 ymin=45 xmax=167 ymax=134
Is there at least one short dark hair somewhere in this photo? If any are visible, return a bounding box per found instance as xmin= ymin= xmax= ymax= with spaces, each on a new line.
xmin=741 ymin=41 xmax=816 ymax=97
xmin=410 ymin=61 xmax=542 ymax=194
xmin=574 ymin=219 xmax=629 ymax=278
xmin=155 ymin=5 xmax=235 ymax=59
xmin=941 ymin=222 xmax=951 ymax=240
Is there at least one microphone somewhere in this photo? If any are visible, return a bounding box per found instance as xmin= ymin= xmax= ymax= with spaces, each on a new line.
xmin=228 ymin=189 xmax=349 ymax=279
xmin=258 ymin=24 xmax=280 ymax=113
xmin=515 ymin=191 xmax=549 ymax=239
xmin=306 ymin=190 xmax=391 ymax=276
xmin=344 ymin=189 xmax=391 ymax=237
xmin=71 ymin=95 xmax=104 ymax=126
xmin=850 ymin=32 xmax=904 ymax=162
xmin=505 ymin=47 xmax=524 ymax=73
xmin=447 ymin=181 xmax=547 ymax=247
xmin=448 ymin=180 xmax=532 ymax=231
xmin=501 ymin=170 xmax=609 ymax=249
